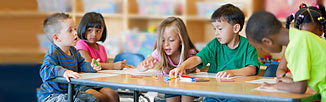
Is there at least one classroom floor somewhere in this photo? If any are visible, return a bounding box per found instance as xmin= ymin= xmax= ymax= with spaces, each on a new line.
xmin=119 ymin=91 xmax=158 ymax=102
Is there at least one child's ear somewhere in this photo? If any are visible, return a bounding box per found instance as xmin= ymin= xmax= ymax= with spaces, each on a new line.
xmin=53 ymin=33 xmax=61 ymax=42
xmin=233 ymin=24 xmax=241 ymax=33
xmin=261 ymin=37 xmax=273 ymax=46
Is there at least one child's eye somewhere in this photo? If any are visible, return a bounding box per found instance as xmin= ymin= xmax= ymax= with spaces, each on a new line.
xmin=213 ymin=28 xmax=217 ymax=30
xmin=88 ymin=29 xmax=93 ymax=32
xmin=96 ymin=30 xmax=101 ymax=33
xmin=218 ymin=28 xmax=222 ymax=30
xmin=170 ymin=40 xmax=174 ymax=42
xmin=162 ymin=40 xmax=165 ymax=42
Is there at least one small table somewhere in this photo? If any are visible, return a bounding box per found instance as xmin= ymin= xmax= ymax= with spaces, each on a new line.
xmin=51 ymin=73 xmax=316 ymax=102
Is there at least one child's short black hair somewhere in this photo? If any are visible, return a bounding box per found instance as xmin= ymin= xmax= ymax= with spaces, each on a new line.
xmin=78 ymin=12 xmax=107 ymax=42
xmin=43 ymin=13 xmax=71 ymax=43
xmin=211 ymin=4 xmax=245 ymax=31
xmin=246 ymin=11 xmax=282 ymax=43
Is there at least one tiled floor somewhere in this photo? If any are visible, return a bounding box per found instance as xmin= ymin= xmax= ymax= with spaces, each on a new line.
xmin=119 ymin=91 xmax=158 ymax=102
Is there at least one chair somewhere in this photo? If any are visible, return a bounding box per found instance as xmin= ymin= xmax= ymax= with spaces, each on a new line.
xmin=113 ymin=53 xmax=149 ymax=101
xmin=262 ymin=64 xmax=279 ymax=77
xmin=113 ymin=53 xmax=145 ymax=67
xmin=0 ymin=64 xmax=42 ymax=102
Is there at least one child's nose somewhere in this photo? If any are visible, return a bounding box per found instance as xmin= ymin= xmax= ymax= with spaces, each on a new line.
xmin=92 ymin=31 xmax=96 ymax=36
xmin=214 ymin=30 xmax=219 ymax=35
xmin=165 ymin=41 xmax=169 ymax=46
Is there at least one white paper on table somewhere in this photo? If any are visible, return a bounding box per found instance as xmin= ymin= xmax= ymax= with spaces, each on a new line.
xmin=246 ymin=78 xmax=277 ymax=84
xmin=99 ymin=68 xmax=161 ymax=75
xmin=185 ymin=72 xmax=244 ymax=79
xmin=253 ymin=87 xmax=288 ymax=93
xmin=79 ymin=73 xmax=119 ymax=79
xmin=99 ymin=69 xmax=126 ymax=74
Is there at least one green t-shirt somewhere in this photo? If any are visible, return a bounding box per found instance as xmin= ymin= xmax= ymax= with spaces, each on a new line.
xmin=196 ymin=35 xmax=260 ymax=74
xmin=285 ymin=28 xmax=326 ymax=101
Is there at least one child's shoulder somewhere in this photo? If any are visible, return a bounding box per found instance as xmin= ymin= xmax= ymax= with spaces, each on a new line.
xmin=45 ymin=44 xmax=60 ymax=56
xmin=238 ymin=35 xmax=256 ymax=50
xmin=207 ymin=38 xmax=221 ymax=46
xmin=76 ymin=40 xmax=88 ymax=47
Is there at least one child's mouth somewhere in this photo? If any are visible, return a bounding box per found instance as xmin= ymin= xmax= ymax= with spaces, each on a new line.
xmin=217 ymin=38 xmax=222 ymax=41
xmin=165 ymin=49 xmax=172 ymax=53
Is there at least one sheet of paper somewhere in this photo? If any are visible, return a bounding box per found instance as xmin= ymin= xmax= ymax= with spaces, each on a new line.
xmin=99 ymin=70 xmax=126 ymax=74
xmin=99 ymin=68 xmax=161 ymax=75
xmin=246 ymin=78 xmax=277 ymax=84
xmin=253 ymin=87 xmax=288 ymax=93
xmin=79 ymin=73 xmax=119 ymax=79
xmin=185 ymin=72 xmax=244 ymax=79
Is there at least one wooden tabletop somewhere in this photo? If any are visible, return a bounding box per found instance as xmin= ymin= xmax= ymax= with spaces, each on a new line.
xmin=53 ymin=72 xmax=315 ymax=102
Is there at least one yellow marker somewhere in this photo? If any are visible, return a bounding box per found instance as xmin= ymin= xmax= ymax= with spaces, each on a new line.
xmin=170 ymin=76 xmax=175 ymax=79
xmin=144 ymin=75 xmax=152 ymax=77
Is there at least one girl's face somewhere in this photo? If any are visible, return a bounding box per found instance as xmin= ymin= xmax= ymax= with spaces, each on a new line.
xmin=162 ymin=26 xmax=181 ymax=56
xmin=300 ymin=22 xmax=323 ymax=37
xmin=85 ymin=26 xmax=103 ymax=43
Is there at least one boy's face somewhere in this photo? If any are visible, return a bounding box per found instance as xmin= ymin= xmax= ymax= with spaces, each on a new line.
xmin=248 ymin=38 xmax=282 ymax=53
xmin=57 ymin=19 xmax=78 ymax=46
xmin=85 ymin=26 xmax=103 ymax=44
xmin=211 ymin=19 xmax=238 ymax=44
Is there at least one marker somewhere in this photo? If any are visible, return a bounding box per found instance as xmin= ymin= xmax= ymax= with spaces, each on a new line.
xmin=94 ymin=59 xmax=99 ymax=66
xmin=282 ymin=73 xmax=286 ymax=77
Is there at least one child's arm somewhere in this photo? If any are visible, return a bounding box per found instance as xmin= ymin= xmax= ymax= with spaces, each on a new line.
xmin=137 ymin=56 xmax=157 ymax=72
xmin=276 ymin=53 xmax=290 ymax=77
xmin=63 ymin=70 xmax=81 ymax=82
xmin=40 ymin=54 xmax=68 ymax=81
xmin=79 ymin=49 xmax=127 ymax=70
xmin=101 ymin=60 xmax=127 ymax=70
xmin=216 ymin=65 xmax=257 ymax=78
xmin=169 ymin=56 xmax=202 ymax=77
xmin=260 ymin=80 xmax=308 ymax=94
xmin=77 ymin=51 xmax=98 ymax=73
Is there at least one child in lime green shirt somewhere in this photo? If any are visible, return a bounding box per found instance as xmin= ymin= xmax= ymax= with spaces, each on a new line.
xmin=246 ymin=11 xmax=326 ymax=101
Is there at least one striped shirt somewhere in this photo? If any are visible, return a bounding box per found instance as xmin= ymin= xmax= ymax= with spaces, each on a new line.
xmin=37 ymin=44 xmax=97 ymax=101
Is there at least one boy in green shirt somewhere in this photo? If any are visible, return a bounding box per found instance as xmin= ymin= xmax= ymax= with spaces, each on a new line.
xmin=169 ymin=4 xmax=260 ymax=102
xmin=169 ymin=4 xmax=259 ymax=79
xmin=245 ymin=11 xmax=326 ymax=101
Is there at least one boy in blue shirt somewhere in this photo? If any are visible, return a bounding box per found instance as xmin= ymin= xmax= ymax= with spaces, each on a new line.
xmin=38 ymin=13 xmax=119 ymax=102
xmin=169 ymin=4 xmax=260 ymax=102
xmin=245 ymin=11 xmax=326 ymax=101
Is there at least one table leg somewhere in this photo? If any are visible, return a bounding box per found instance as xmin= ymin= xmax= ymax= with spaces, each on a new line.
xmin=68 ymin=83 xmax=75 ymax=102
xmin=134 ymin=91 xmax=140 ymax=102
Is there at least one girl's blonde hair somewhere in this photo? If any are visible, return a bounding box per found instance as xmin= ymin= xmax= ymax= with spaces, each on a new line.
xmin=155 ymin=17 xmax=198 ymax=74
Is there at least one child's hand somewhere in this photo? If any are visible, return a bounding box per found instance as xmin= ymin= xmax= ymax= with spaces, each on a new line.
xmin=216 ymin=70 xmax=234 ymax=79
xmin=91 ymin=58 xmax=102 ymax=71
xmin=63 ymin=70 xmax=81 ymax=82
xmin=125 ymin=64 xmax=136 ymax=68
xmin=276 ymin=77 xmax=293 ymax=83
xmin=169 ymin=67 xmax=185 ymax=78
xmin=141 ymin=60 xmax=156 ymax=69
xmin=114 ymin=60 xmax=126 ymax=70
xmin=259 ymin=82 xmax=276 ymax=90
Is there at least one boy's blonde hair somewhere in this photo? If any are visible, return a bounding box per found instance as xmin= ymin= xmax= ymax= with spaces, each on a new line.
xmin=155 ymin=17 xmax=198 ymax=74
xmin=43 ymin=13 xmax=71 ymax=43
